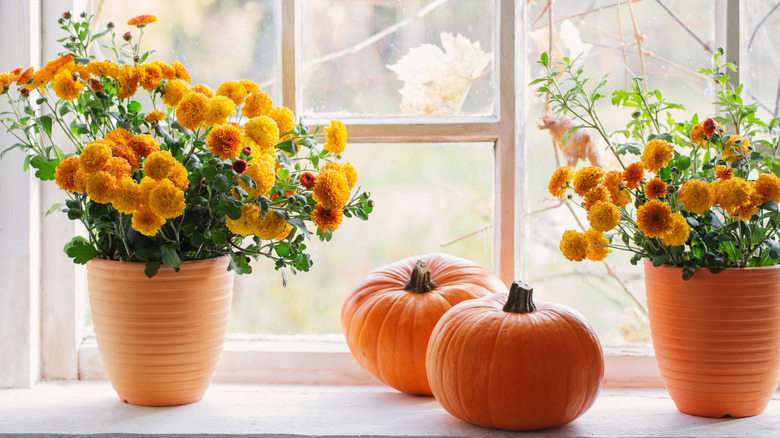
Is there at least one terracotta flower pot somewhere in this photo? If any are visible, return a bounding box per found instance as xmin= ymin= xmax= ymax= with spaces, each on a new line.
xmin=87 ymin=257 xmax=233 ymax=406
xmin=645 ymin=262 xmax=780 ymax=417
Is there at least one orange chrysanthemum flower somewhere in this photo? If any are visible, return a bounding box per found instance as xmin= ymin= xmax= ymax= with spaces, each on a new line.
xmin=145 ymin=110 xmax=166 ymax=124
xmin=661 ymin=213 xmax=690 ymax=247
xmin=204 ymin=95 xmax=236 ymax=127
xmin=152 ymin=60 xmax=176 ymax=80
xmin=716 ymin=177 xmax=753 ymax=213
xmin=255 ymin=210 xmax=288 ymax=240
xmin=168 ymin=162 xmax=189 ymax=190
xmin=243 ymin=116 xmax=279 ymax=154
xmin=636 ymin=199 xmax=673 ymax=238
xmin=143 ymin=150 xmax=176 ymax=181
xmin=216 ymin=80 xmax=248 ymax=106
xmin=584 ymin=228 xmax=611 ymax=261
xmin=127 ymin=14 xmax=157 ymax=27
xmin=105 ymin=127 xmax=134 ymax=146
xmin=548 ymin=166 xmax=573 ymax=198
xmin=112 ymin=177 xmax=141 ymax=214
xmin=587 ymin=201 xmax=620 ymax=232
xmin=190 ymin=84 xmax=215 ymax=98
xmin=206 ymin=123 xmax=244 ymax=161
xmin=148 ymin=180 xmax=185 ymax=219
xmin=678 ymin=179 xmax=715 ymax=214
xmin=86 ymin=60 xmax=120 ymax=79
xmin=79 ymin=140 xmax=113 ymax=173
xmin=641 ymin=139 xmax=674 ymax=173
xmin=131 ymin=204 xmax=166 ymax=237
xmin=15 ymin=67 xmax=33 ymax=85
xmin=104 ymin=156 xmax=132 ymax=180
xmin=714 ymin=165 xmax=733 ymax=181
xmin=176 ymin=92 xmax=209 ymax=130
xmin=240 ymin=160 xmax=276 ymax=197
xmin=604 ymin=170 xmax=631 ymax=208
xmin=644 ymin=177 xmax=667 ymax=199
xmin=342 ymin=162 xmax=358 ymax=189
xmin=753 ymin=173 xmax=780 ymax=206
xmin=33 ymin=54 xmax=74 ymax=89
xmin=162 ymin=79 xmax=190 ymax=107
xmin=559 ymin=230 xmax=589 ymax=262
xmin=85 ymin=171 xmax=117 ymax=204
xmin=324 ymin=120 xmax=347 ymax=155
xmin=52 ymin=70 xmax=85 ymax=101
xmin=116 ymin=64 xmax=139 ymax=99
xmin=300 ymin=172 xmax=317 ymax=189
xmin=275 ymin=223 xmax=293 ymax=241
xmin=313 ymin=168 xmax=350 ymax=211
xmin=226 ymin=204 xmax=262 ymax=236
xmin=690 ymin=122 xmax=706 ymax=147
xmin=54 ymin=156 xmax=82 ymax=192
xmin=268 ymin=106 xmax=295 ymax=137
xmin=723 ymin=135 xmax=750 ymax=163
xmin=622 ymin=162 xmax=645 ymax=189
xmin=137 ymin=63 xmax=163 ymax=91
xmin=583 ymin=185 xmax=612 ymax=211
xmin=239 ymin=79 xmax=260 ymax=94
xmin=312 ymin=205 xmax=344 ymax=233
xmin=702 ymin=118 xmax=719 ymax=138
xmin=242 ymin=90 xmax=273 ymax=119
xmin=111 ymin=144 xmax=140 ymax=172
xmin=572 ymin=166 xmax=605 ymax=196
xmin=171 ymin=61 xmax=191 ymax=82
xmin=126 ymin=134 xmax=160 ymax=158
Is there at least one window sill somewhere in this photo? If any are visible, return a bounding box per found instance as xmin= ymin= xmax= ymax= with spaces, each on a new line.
xmin=1 ymin=381 xmax=778 ymax=437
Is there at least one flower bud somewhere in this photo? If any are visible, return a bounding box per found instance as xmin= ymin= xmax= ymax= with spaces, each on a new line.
xmin=666 ymin=185 xmax=676 ymax=193
xmin=242 ymin=146 xmax=252 ymax=156
xmin=107 ymin=21 xmax=115 ymax=29
xmin=133 ymin=55 xmax=141 ymax=64
xmin=287 ymin=196 xmax=297 ymax=206
xmin=232 ymin=159 xmax=248 ymax=174
xmin=20 ymin=87 xmax=30 ymax=98
xmin=303 ymin=205 xmax=312 ymax=213
xmin=71 ymin=72 xmax=80 ymax=81
xmin=80 ymin=11 xmax=88 ymax=18
xmin=367 ymin=199 xmax=375 ymax=208
xmin=631 ymin=110 xmax=641 ymax=119
xmin=717 ymin=47 xmax=725 ymax=56
xmin=62 ymin=11 xmax=72 ymax=19
xmin=200 ymin=178 xmax=207 ymax=186
xmin=123 ymin=31 xmax=132 ymax=41
xmin=57 ymin=18 xmax=65 ymax=25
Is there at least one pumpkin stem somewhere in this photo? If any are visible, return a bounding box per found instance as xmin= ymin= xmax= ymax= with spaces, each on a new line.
xmin=404 ymin=260 xmax=438 ymax=294
xmin=503 ymin=281 xmax=536 ymax=314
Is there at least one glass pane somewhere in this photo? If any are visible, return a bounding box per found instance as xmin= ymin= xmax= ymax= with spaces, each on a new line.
xmin=745 ymin=2 xmax=780 ymax=120
xmin=92 ymin=0 xmax=280 ymax=100
xmin=299 ymin=0 xmax=496 ymax=118
xmin=524 ymin=1 xmax=717 ymax=347
xmin=230 ymin=142 xmax=494 ymax=334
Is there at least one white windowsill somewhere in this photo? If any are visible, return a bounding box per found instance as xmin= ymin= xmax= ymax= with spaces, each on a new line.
xmin=0 ymin=381 xmax=778 ymax=437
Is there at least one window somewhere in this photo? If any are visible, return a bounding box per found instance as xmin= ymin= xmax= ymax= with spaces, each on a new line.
xmin=3 ymin=0 xmax=776 ymax=388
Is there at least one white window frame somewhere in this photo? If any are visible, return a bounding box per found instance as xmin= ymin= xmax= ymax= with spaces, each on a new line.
xmin=1 ymin=0 xmax=761 ymax=389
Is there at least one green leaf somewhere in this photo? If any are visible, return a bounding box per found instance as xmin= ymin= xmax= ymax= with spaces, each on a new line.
xmin=64 ymin=237 xmax=99 ymax=264
xmin=651 ymin=254 xmax=670 ymax=267
xmin=160 ymin=244 xmax=181 ymax=269
xmin=29 ymin=155 xmax=59 ymax=181
xmin=74 ymin=57 xmax=90 ymax=65
xmin=274 ymin=244 xmax=292 ymax=258
xmin=677 ymin=156 xmax=691 ymax=171
xmin=540 ymin=52 xmax=549 ymax=67
xmin=38 ymin=115 xmax=53 ymax=137
xmin=128 ymin=101 xmax=142 ymax=113
xmin=763 ymin=200 xmax=779 ymax=212
xmin=214 ymin=173 xmax=232 ymax=192
xmin=218 ymin=196 xmax=242 ymax=220
xmin=144 ymin=262 xmax=161 ymax=278
xmin=561 ymin=125 xmax=582 ymax=146
xmin=682 ymin=266 xmax=696 ymax=281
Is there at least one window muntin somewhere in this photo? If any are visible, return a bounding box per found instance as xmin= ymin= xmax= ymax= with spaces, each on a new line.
xmin=744 ymin=2 xmax=780 ymax=120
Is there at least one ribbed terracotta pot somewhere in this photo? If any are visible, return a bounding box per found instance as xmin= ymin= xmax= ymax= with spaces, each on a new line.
xmin=645 ymin=262 xmax=780 ymax=417
xmin=87 ymin=256 xmax=233 ymax=406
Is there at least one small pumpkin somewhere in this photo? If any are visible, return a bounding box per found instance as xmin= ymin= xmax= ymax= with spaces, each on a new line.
xmin=426 ymin=281 xmax=604 ymax=431
xmin=341 ymin=253 xmax=507 ymax=395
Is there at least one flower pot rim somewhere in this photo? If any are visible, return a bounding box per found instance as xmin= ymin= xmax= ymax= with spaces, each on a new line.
xmin=643 ymin=260 xmax=780 ymax=273
xmin=87 ymin=255 xmax=229 ymax=268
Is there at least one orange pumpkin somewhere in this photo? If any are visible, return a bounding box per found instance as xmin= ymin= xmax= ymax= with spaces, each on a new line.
xmin=341 ymin=253 xmax=506 ymax=395
xmin=426 ymin=281 xmax=604 ymax=431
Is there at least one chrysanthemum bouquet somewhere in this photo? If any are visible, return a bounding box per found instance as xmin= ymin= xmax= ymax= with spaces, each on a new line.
xmin=0 ymin=12 xmax=373 ymax=279
xmin=534 ymin=50 xmax=780 ymax=280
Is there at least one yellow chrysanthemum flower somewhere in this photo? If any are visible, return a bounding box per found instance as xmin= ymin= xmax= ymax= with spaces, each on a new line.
xmin=171 ymin=61 xmax=191 ymax=82
xmin=661 ymin=213 xmax=690 ymax=246
xmin=145 ymin=110 xmax=166 ymax=124
xmin=587 ymin=201 xmax=620 ymax=232
xmin=52 ymin=70 xmax=85 ymax=101
xmin=176 ymin=92 xmax=209 ymax=130
xmin=716 ymin=177 xmax=753 ymax=213
xmin=548 ymin=166 xmax=573 ymax=198
xmin=225 ymin=204 xmax=262 ymax=236
xmin=217 ymin=81 xmax=248 ymax=106
xmin=268 ymin=106 xmax=295 ymax=137
xmin=105 ymin=128 xmax=134 ymax=146
xmin=137 ymin=63 xmax=163 ymax=91
xmin=162 ymin=79 xmax=190 ymax=107
xmin=641 ymin=139 xmax=674 ymax=173
xmin=239 ymin=79 xmax=260 ymax=94
xmin=73 ymin=169 xmax=88 ymax=193
xmin=583 ymin=185 xmax=612 ymax=211
xmin=313 ymin=168 xmax=350 ymax=211
xmin=243 ymin=116 xmax=279 ymax=154
xmin=622 ymin=162 xmax=645 ymax=189
xmin=274 ymin=223 xmax=293 ymax=241
xmin=644 ymin=177 xmax=667 ymax=199
xmin=723 ymin=135 xmax=749 ymax=163
xmin=152 ymin=60 xmax=176 ymax=80
xmin=572 ymin=166 xmax=605 ymax=196
xmin=559 ymin=230 xmax=589 ymax=262
xmin=168 ymin=162 xmax=189 ymax=190
xmin=604 ymin=170 xmax=631 ymax=208
xmin=242 ymin=90 xmax=273 ymax=119
xmin=138 ymin=176 xmax=160 ymax=206
xmin=85 ymin=171 xmax=117 ymax=204
xmin=191 ymin=84 xmax=215 ymax=98
xmin=206 ymin=123 xmax=243 ymax=161
xmin=33 ymin=54 xmax=74 ymax=89
xmin=735 ymin=201 xmax=759 ymax=222
xmin=584 ymin=228 xmax=611 ymax=261
xmin=342 ymin=162 xmax=358 ymax=189
xmin=148 ymin=180 xmax=185 ymax=219
xmin=111 ymin=144 xmax=140 ymax=172
xmin=126 ymin=134 xmax=160 ymax=158
xmin=636 ymin=199 xmax=673 ymax=238
xmin=112 ymin=177 xmax=141 ymax=214
xmin=116 ymin=64 xmax=139 ymax=99
xmin=131 ymin=204 xmax=166 ymax=237
xmin=689 ymin=122 xmax=707 ymax=147
xmin=679 ymin=179 xmax=715 ymax=214
xmin=255 ymin=210 xmax=288 ymax=240
xmin=79 ymin=140 xmax=113 ymax=173
xmin=312 ymin=205 xmax=343 ymax=233
xmin=240 ymin=160 xmax=276 ymax=197
xmin=204 ymin=95 xmax=236 ymax=127
xmin=753 ymin=173 xmax=780 ymax=206
xmin=104 ymin=156 xmax=132 ymax=180
xmin=86 ymin=60 xmax=121 ymax=79
xmin=324 ymin=120 xmax=347 ymax=155
xmin=54 ymin=156 xmax=82 ymax=193
xmin=144 ymin=150 xmax=177 ymax=181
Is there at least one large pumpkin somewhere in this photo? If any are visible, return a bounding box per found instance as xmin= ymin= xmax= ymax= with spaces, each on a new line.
xmin=341 ymin=253 xmax=506 ymax=395
xmin=426 ymin=281 xmax=604 ymax=431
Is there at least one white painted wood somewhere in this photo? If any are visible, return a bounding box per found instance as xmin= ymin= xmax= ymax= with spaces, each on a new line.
xmin=0 ymin=0 xmax=42 ymax=389
xmin=38 ymin=0 xmax=89 ymax=382
xmin=0 ymin=383 xmax=778 ymax=437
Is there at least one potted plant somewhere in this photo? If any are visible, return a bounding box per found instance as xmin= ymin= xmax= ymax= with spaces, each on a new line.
xmin=0 ymin=12 xmax=374 ymax=406
xmin=533 ymin=50 xmax=780 ymax=418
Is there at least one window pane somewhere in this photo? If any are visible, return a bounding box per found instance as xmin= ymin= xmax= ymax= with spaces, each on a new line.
xmin=92 ymin=0 xmax=280 ymax=100
xmin=230 ymin=142 xmax=494 ymax=334
xmin=745 ymin=2 xmax=780 ymax=119
xmin=299 ymin=0 xmax=496 ymax=118
xmin=524 ymin=1 xmax=717 ymax=346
